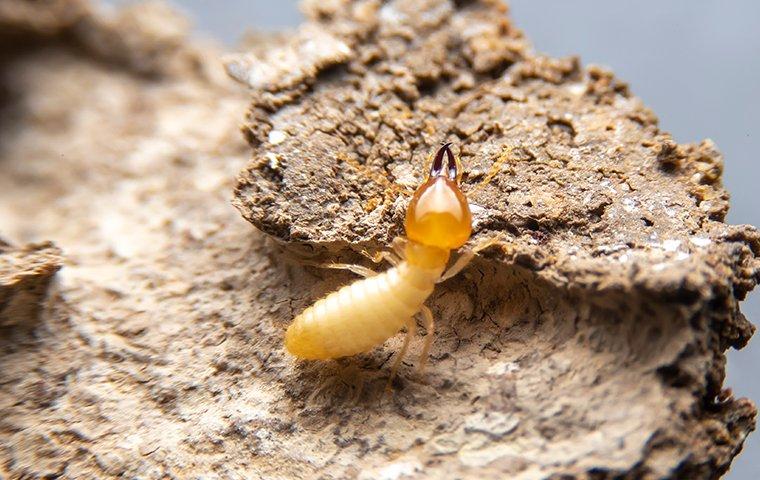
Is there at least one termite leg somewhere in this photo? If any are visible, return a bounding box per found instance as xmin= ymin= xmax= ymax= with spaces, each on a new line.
xmin=324 ymin=263 xmax=378 ymax=278
xmin=360 ymin=238 xmax=406 ymax=267
xmin=438 ymin=251 xmax=476 ymax=283
xmin=361 ymin=250 xmax=399 ymax=267
xmin=418 ymin=305 xmax=435 ymax=374
xmin=438 ymin=237 xmax=503 ymax=283
xmin=307 ymin=374 xmax=339 ymax=404
xmin=300 ymin=260 xmax=378 ymax=278
xmin=386 ymin=317 xmax=416 ymax=392
xmin=391 ymin=237 xmax=407 ymax=260
xmin=351 ymin=376 xmax=365 ymax=405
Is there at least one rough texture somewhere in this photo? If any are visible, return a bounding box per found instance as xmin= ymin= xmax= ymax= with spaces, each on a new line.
xmin=229 ymin=0 xmax=759 ymax=478
xmin=0 ymin=0 xmax=209 ymax=77
xmin=0 ymin=0 xmax=757 ymax=479
xmin=0 ymin=240 xmax=63 ymax=327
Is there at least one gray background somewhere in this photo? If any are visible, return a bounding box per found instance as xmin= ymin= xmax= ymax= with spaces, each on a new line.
xmin=133 ymin=1 xmax=758 ymax=477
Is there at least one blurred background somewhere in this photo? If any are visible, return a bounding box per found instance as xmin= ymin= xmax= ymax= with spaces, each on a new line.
xmin=108 ymin=1 xmax=759 ymax=477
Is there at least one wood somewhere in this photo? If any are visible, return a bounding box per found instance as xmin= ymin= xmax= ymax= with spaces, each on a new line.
xmin=0 ymin=1 xmax=756 ymax=478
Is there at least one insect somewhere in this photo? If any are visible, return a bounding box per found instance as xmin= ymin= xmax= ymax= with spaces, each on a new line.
xmin=285 ymin=143 xmax=493 ymax=382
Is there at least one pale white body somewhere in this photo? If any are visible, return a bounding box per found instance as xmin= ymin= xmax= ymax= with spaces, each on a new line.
xmin=285 ymin=260 xmax=445 ymax=360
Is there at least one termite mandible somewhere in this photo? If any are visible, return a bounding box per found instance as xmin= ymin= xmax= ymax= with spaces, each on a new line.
xmin=285 ymin=143 xmax=495 ymax=384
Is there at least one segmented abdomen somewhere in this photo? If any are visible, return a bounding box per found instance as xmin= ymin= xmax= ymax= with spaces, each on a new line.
xmin=285 ymin=262 xmax=438 ymax=359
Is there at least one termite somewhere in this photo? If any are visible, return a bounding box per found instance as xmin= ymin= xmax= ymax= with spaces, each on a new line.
xmin=285 ymin=143 xmax=493 ymax=383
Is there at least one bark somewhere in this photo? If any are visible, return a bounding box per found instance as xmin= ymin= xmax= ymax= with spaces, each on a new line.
xmin=0 ymin=240 xmax=62 ymax=328
xmin=0 ymin=1 xmax=757 ymax=479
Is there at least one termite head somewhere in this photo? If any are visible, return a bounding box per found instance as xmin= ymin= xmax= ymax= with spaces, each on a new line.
xmin=405 ymin=143 xmax=472 ymax=250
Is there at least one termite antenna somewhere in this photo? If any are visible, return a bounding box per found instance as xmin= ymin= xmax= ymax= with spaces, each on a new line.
xmin=430 ymin=142 xmax=458 ymax=182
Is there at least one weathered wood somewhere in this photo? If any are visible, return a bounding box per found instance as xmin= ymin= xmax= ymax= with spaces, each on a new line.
xmin=0 ymin=1 xmax=756 ymax=478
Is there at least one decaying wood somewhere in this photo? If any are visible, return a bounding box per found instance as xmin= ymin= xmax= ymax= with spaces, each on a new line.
xmin=0 ymin=240 xmax=62 ymax=327
xmin=0 ymin=0 xmax=757 ymax=479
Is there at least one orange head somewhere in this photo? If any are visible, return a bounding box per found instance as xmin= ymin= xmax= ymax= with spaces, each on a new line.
xmin=405 ymin=143 xmax=472 ymax=250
